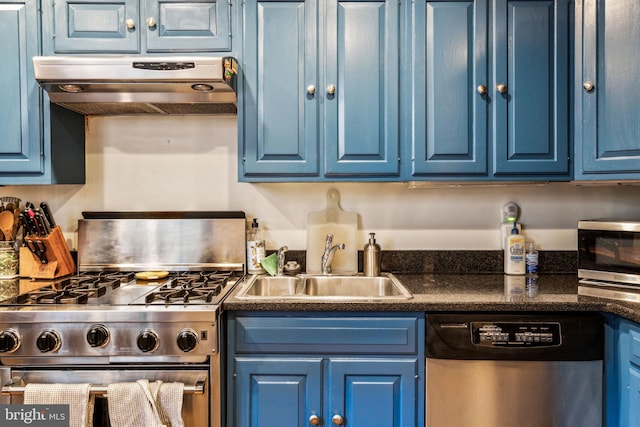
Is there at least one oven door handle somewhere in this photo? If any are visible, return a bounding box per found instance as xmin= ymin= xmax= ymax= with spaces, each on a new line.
xmin=1 ymin=379 xmax=205 ymax=397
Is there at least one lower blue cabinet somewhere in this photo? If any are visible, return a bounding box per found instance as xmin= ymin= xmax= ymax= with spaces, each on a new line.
xmin=227 ymin=312 xmax=424 ymax=427
xmin=630 ymin=367 xmax=640 ymax=427
xmin=234 ymin=357 xmax=323 ymax=426
xmin=606 ymin=315 xmax=640 ymax=427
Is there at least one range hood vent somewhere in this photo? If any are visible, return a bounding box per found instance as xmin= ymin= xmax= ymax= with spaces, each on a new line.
xmin=33 ymin=56 xmax=238 ymax=116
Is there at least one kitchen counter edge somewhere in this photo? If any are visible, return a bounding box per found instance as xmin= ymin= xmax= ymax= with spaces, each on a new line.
xmin=223 ymin=273 xmax=640 ymax=323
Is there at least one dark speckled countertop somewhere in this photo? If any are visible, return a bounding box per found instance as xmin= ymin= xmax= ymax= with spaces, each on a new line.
xmin=223 ymin=273 xmax=640 ymax=323
xmin=224 ymin=251 xmax=640 ymax=322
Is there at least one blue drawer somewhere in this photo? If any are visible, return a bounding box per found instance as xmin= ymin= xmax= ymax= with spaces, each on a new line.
xmin=233 ymin=315 xmax=419 ymax=355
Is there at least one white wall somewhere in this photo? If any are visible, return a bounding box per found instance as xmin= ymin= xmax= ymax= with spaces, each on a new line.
xmin=3 ymin=115 xmax=640 ymax=251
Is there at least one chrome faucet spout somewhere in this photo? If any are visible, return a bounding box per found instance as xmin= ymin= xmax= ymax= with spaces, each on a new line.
xmin=277 ymin=246 xmax=288 ymax=276
xmin=321 ymin=234 xmax=345 ymax=275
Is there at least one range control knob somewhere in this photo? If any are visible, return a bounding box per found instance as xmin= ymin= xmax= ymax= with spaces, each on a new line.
xmin=177 ymin=329 xmax=199 ymax=352
xmin=87 ymin=324 xmax=110 ymax=348
xmin=137 ymin=329 xmax=159 ymax=353
xmin=0 ymin=329 xmax=20 ymax=353
xmin=36 ymin=329 xmax=61 ymax=353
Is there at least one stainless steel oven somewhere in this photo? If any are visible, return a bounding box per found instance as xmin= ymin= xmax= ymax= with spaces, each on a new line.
xmin=0 ymin=212 xmax=246 ymax=427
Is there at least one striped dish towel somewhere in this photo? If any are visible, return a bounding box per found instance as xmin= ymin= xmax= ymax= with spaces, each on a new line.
xmin=24 ymin=383 xmax=94 ymax=427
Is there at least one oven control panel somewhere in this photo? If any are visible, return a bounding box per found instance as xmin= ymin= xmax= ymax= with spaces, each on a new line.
xmin=471 ymin=322 xmax=561 ymax=347
xmin=0 ymin=319 xmax=217 ymax=361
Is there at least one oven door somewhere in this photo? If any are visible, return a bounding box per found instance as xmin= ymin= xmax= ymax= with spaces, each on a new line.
xmin=578 ymin=223 xmax=640 ymax=284
xmin=0 ymin=367 xmax=210 ymax=427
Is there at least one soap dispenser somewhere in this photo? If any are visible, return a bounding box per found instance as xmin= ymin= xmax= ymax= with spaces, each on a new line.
xmin=363 ymin=233 xmax=381 ymax=276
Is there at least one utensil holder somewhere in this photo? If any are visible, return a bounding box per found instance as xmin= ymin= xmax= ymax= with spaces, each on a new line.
xmin=19 ymin=227 xmax=76 ymax=279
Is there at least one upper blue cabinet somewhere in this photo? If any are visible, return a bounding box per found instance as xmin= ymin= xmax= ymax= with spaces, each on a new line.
xmin=239 ymin=0 xmax=402 ymax=181
xmin=42 ymin=0 xmax=232 ymax=54
xmin=574 ymin=0 xmax=640 ymax=180
xmin=0 ymin=0 xmax=85 ymax=185
xmin=409 ymin=0 xmax=570 ymax=181
xmin=0 ymin=0 xmax=42 ymax=176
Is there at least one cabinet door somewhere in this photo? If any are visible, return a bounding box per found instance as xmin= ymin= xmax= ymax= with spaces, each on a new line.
xmin=492 ymin=0 xmax=569 ymax=177
xmin=630 ymin=368 xmax=640 ymax=427
xmin=240 ymin=0 xmax=319 ymax=178
xmin=0 ymin=0 xmax=42 ymax=174
xmin=575 ymin=0 xmax=640 ymax=179
xmin=145 ymin=0 xmax=231 ymax=51
xmin=322 ymin=0 xmax=400 ymax=177
xmin=233 ymin=357 xmax=322 ymax=427
xmin=327 ymin=358 xmax=418 ymax=427
xmin=50 ymin=0 xmax=140 ymax=53
xmin=411 ymin=0 xmax=488 ymax=177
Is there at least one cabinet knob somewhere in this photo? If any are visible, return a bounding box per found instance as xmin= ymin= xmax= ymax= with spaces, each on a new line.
xmin=583 ymin=81 xmax=595 ymax=92
xmin=308 ymin=414 xmax=320 ymax=425
xmin=307 ymin=85 xmax=316 ymax=95
xmin=327 ymin=84 xmax=336 ymax=95
xmin=477 ymin=84 xmax=487 ymax=95
xmin=147 ymin=17 xmax=157 ymax=29
xmin=495 ymin=83 xmax=508 ymax=94
xmin=332 ymin=414 xmax=344 ymax=425
xmin=125 ymin=19 xmax=136 ymax=30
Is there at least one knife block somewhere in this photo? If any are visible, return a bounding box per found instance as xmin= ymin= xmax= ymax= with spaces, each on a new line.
xmin=19 ymin=226 xmax=76 ymax=279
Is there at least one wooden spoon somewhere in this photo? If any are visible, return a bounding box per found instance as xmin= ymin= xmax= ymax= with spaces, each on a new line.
xmin=0 ymin=210 xmax=15 ymax=241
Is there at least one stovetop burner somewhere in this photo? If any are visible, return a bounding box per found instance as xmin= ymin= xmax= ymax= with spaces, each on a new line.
xmin=1 ymin=270 xmax=242 ymax=307
xmin=142 ymin=271 xmax=232 ymax=305
xmin=12 ymin=272 xmax=135 ymax=305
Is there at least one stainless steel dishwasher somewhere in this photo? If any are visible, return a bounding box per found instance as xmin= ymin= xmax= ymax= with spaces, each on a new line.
xmin=426 ymin=313 xmax=603 ymax=427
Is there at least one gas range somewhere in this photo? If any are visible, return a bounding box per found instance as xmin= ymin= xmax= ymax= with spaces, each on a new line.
xmin=0 ymin=212 xmax=246 ymax=363
xmin=0 ymin=212 xmax=246 ymax=427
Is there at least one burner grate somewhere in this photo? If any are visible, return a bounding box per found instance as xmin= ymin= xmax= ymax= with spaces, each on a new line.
xmin=141 ymin=271 xmax=234 ymax=305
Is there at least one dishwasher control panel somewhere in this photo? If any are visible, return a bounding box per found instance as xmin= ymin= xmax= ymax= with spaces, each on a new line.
xmin=471 ymin=322 xmax=561 ymax=347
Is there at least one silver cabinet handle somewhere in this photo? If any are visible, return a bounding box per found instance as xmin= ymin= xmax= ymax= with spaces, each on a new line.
xmin=146 ymin=17 xmax=156 ymax=28
xmin=327 ymin=84 xmax=336 ymax=95
xmin=583 ymin=81 xmax=595 ymax=92
xmin=332 ymin=414 xmax=344 ymax=425
xmin=477 ymin=84 xmax=487 ymax=95
xmin=495 ymin=83 xmax=508 ymax=94
xmin=307 ymin=85 xmax=316 ymax=95
xmin=125 ymin=19 xmax=135 ymax=30
xmin=309 ymin=414 xmax=320 ymax=425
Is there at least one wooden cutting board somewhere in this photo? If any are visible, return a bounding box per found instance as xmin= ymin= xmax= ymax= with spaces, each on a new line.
xmin=306 ymin=189 xmax=358 ymax=275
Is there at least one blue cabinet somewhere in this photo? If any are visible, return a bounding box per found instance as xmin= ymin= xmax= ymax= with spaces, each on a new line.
xmin=0 ymin=0 xmax=85 ymax=184
xmin=227 ymin=312 xmax=424 ymax=427
xmin=0 ymin=0 xmax=41 ymax=175
xmin=239 ymin=0 xmax=401 ymax=181
xmin=574 ymin=0 xmax=640 ymax=180
xmin=410 ymin=0 xmax=569 ymax=180
xmin=43 ymin=0 xmax=231 ymax=54
xmin=605 ymin=315 xmax=640 ymax=427
xmin=234 ymin=357 xmax=323 ymax=426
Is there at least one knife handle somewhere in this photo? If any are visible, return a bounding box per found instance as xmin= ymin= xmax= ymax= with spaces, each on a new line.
xmin=40 ymin=201 xmax=57 ymax=229
xmin=34 ymin=210 xmax=50 ymax=236
xmin=18 ymin=212 xmax=33 ymax=237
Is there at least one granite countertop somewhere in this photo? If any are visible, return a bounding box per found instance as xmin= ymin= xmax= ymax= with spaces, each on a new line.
xmin=223 ymin=273 xmax=640 ymax=322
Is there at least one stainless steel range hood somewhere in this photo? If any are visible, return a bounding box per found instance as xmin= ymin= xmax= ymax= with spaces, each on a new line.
xmin=33 ymin=56 xmax=238 ymax=115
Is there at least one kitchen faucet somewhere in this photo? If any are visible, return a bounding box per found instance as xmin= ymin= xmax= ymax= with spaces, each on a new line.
xmin=321 ymin=234 xmax=345 ymax=275
xmin=277 ymin=246 xmax=288 ymax=276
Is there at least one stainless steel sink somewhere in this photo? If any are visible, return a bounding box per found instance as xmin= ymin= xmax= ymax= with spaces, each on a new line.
xmin=235 ymin=273 xmax=412 ymax=300
xmin=236 ymin=276 xmax=300 ymax=297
